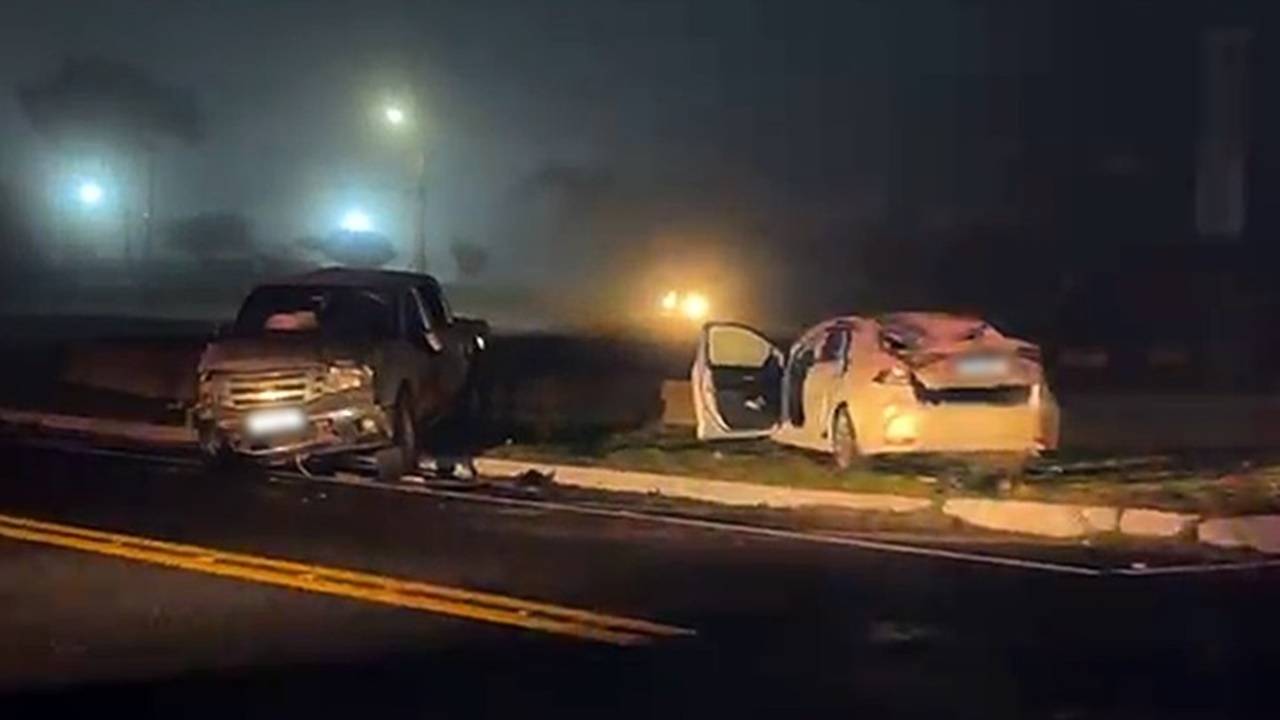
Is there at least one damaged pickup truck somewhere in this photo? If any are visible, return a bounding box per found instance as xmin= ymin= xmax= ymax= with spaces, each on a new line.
xmin=691 ymin=312 xmax=1059 ymax=467
xmin=194 ymin=268 xmax=487 ymax=481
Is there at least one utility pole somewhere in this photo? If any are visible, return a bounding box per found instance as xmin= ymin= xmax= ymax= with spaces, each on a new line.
xmin=144 ymin=142 xmax=156 ymax=264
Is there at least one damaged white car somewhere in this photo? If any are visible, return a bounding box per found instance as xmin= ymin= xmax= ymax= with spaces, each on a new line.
xmin=691 ymin=313 xmax=1059 ymax=467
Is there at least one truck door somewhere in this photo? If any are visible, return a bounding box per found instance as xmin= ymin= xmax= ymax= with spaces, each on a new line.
xmin=401 ymin=289 xmax=441 ymax=420
xmin=416 ymin=282 xmax=468 ymax=404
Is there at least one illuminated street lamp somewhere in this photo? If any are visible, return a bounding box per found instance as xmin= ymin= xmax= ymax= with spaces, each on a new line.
xmin=660 ymin=290 xmax=679 ymax=312
xmin=681 ymin=292 xmax=710 ymax=321
xmin=77 ymin=180 xmax=104 ymax=207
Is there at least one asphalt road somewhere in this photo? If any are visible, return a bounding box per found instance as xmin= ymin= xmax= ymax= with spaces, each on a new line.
xmin=1 ymin=441 xmax=1278 ymax=718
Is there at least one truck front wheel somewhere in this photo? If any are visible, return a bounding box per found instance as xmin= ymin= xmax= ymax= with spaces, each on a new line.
xmin=375 ymin=392 xmax=417 ymax=483
xmin=197 ymin=422 xmax=231 ymax=471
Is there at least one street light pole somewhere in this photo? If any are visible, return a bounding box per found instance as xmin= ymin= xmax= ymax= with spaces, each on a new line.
xmin=144 ymin=142 xmax=155 ymax=264
xmin=380 ymin=101 xmax=429 ymax=272
xmin=414 ymin=148 xmax=428 ymax=273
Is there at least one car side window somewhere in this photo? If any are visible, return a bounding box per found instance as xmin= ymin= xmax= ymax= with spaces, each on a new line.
xmin=817 ymin=329 xmax=848 ymax=363
xmin=418 ymin=283 xmax=448 ymax=329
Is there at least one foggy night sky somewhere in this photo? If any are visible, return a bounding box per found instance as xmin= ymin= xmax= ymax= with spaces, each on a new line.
xmin=0 ymin=0 xmax=1264 ymax=323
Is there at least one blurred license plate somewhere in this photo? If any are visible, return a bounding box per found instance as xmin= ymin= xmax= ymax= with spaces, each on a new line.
xmin=245 ymin=407 xmax=306 ymax=436
xmin=957 ymin=356 xmax=1008 ymax=376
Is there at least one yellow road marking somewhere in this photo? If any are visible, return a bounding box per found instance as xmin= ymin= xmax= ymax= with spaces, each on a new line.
xmin=0 ymin=513 xmax=695 ymax=646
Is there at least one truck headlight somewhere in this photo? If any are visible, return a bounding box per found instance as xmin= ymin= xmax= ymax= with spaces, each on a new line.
xmin=323 ymin=364 xmax=372 ymax=394
xmin=197 ymin=371 xmax=214 ymax=405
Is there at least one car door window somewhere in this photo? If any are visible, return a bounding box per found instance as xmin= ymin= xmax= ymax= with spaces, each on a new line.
xmin=701 ymin=324 xmax=780 ymax=433
xmin=818 ymin=329 xmax=848 ymax=363
xmin=785 ymin=344 xmax=817 ymax=426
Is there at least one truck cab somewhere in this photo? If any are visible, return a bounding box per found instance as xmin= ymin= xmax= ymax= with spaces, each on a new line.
xmin=194 ymin=268 xmax=487 ymax=481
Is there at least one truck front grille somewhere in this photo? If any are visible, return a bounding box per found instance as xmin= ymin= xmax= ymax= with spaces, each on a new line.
xmin=219 ymin=369 xmax=319 ymax=409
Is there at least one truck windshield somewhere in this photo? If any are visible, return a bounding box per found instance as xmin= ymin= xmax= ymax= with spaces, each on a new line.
xmin=232 ymin=285 xmax=396 ymax=340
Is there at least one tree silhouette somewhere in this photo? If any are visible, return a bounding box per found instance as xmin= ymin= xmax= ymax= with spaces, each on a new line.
xmin=0 ymin=182 xmax=37 ymax=288
xmin=450 ymin=238 xmax=489 ymax=279
xmin=168 ymin=212 xmax=254 ymax=259
xmin=305 ymin=231 xmax=397 ymax=268
xmin=18 ymin=57 xmax=203 ymax=145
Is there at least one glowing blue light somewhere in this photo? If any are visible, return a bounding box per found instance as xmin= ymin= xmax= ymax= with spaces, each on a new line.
xmin=77 ymin=181 xmax=104 ymax=206
xmin=340 ymin=209 xmax=373 ymax=233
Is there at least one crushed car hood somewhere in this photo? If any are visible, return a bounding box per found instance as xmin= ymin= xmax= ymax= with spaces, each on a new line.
xmin=199 ymin=335 xmax=372 ymax=373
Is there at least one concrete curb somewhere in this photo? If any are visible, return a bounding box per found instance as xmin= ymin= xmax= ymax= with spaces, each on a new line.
xmin=1 ymin=408 xmax=1275 ymax=552
xmin=0 ymin=409 xmax=196 ymax=446
xmin=1198 ymin=516 xmax=1280 ymax=554
xmin=941 ymin=498 xmax=1200 ymax=540
xmin=474 ymin=458 xmax=933 ymax=513
xmin=942 ymin=498 xmax=1119 ymax=539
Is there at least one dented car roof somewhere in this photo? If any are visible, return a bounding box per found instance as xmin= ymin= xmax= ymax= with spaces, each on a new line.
xmin=877 ymin=312 xmax=989 ymax=339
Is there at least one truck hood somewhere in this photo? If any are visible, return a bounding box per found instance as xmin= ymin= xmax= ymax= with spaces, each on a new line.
xmin=199 ymin=336 xmax=372 ymax=373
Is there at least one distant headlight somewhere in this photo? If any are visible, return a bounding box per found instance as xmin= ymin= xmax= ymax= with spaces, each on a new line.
xmin=323 ymin=364 xmax=372 ymax=394
xmin=657 ymin=289 xmax=710 ymax=322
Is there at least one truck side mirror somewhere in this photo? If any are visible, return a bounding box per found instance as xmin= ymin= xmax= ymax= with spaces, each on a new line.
xmin=422 ymin=329 xmax=444 ymax=353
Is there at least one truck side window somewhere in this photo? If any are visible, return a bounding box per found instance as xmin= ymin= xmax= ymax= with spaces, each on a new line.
xmin=418 ymin=283 xmax=448 ymax=329
xmin=403 ymin=290 xmax=428 ymax=337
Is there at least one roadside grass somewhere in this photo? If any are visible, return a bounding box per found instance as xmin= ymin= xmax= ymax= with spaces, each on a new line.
xmin=1020 ymin=467 xmax=1280 ymax=515
xmin=485 ymin=426 xmax=934 ymax=497
xmin=486 ymin=426 xmax=1280 ymax=515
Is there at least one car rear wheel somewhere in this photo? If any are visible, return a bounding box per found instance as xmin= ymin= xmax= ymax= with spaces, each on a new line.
xmin=831 ymin=406 xmax=859 ymax=470
xmin=375 ymin=393 xmax=416 ymax=483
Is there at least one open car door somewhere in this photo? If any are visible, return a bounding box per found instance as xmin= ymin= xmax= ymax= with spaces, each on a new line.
xmin=692 ymin=322 xmax=782 ymax=440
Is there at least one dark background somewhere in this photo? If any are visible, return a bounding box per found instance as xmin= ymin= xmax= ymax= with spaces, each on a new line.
xmin=1 ymin=1 xmax=1279 ymax=387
